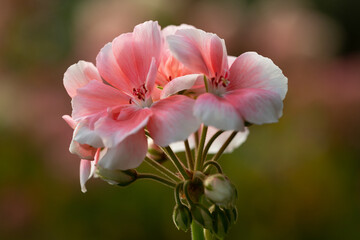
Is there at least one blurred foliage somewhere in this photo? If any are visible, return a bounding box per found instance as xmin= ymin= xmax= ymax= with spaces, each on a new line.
xmin=0 ymin=0 xmax=359 ymax=239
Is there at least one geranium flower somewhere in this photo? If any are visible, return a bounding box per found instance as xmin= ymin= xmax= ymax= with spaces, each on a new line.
xmin=66 ymin=21 xmax=200 ymax=171
xmin=167 ymin=28 xmax=288 ymax=131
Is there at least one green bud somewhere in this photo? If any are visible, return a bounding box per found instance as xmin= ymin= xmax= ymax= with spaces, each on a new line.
xmin=224 ymin=207 xmax=238 ymax=224
xmin=96 ymin=165 xmax=137 ymax=186
xmin=212 ymin=206 xmax=230 ymax=239
xmin=172 ymin=204 xmax=192 ymax=232
xmin=191 ymin=204 xmax=214 ymax=230
xmin=204 ymin=174 xmax=237 ymax=209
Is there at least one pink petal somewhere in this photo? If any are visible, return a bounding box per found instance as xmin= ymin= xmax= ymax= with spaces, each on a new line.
xmin=145 ymin=58 xmax=158 ymax=95
xmin=228 ymin=52 xmax=288 ymax=100
xmin=96 ymin=43 xmax=132 ymax=93
xmin=97 ymin=130 xmax=148 ymax=170
xmin=167 ymin=29 xmax=228 ymax=77
xmin=194 ymin=93 xmax=244 ymax=131
xmin=80 ymin=160 xmax=91 ymax=193
xmin=167 ymin=29 xmax=210 ymax=75
xmin=62 ymin=115 xmax=77 ymax=129
xmin=112 ymin=21 xmax=162 ymax=91
xmin=72 ymin=80 xmax=129 ymax=120
xmin=160 ymin=74 xmax=203 ymax=99
xmin=147 ymin=95 xmax=201 ymax=147
xmin=209 ymin=35 xmax=228 ymax=77
xmin=63 ymin=61 xmax=102 ymax=98
xmin=94 ymin=106 xmax=152 ymax=148
xmin=225 ymin=88 xmax=283 ymax=125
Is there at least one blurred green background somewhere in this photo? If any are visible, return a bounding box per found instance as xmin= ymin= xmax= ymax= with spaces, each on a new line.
xmin=0 ymin=0 xmax=359 ymax=239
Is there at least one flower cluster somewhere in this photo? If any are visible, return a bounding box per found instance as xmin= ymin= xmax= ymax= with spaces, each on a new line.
xmin=63 ymin=20 xmax=287 ymax=238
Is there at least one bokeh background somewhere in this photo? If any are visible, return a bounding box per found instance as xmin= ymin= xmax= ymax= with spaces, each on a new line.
xmin=0 ymin=0 xmax=359 ymax=239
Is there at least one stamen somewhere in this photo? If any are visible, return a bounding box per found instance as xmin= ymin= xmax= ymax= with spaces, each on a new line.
xmin=132 ymin=84 xmax=148 ymax=101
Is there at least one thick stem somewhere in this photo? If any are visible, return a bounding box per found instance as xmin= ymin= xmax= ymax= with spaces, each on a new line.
xmin=137 ymin=173 xmax=176 ymax=188
xmin=184 ymin=140 xmax=194 ymax=170
xmin=144 ymin=156 xmax=180 ymax=182
xmin=162 ymin=146 xmax=190 ymax=180
xmin=191 ymin=221 xmax=205 ymax=240
xmin=202 ymin=130 xmax=224 ymax=163
xmin=195 ymin=125 xmax=208 ymax=171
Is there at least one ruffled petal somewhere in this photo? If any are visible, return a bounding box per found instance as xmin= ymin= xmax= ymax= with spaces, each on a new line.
xmin=97 ymin=130 xmax=148 ymax=170
xmin=225 ymin=88 xmax=283 ymax=125
xmin=94 ymin=106 xmax=152 ymax=148
xmin=63 ymin=61 xmax=102 ymax=98
xmin=62 ymin=115 xmax=77 ymax=129
xmin=209 ymin=35 xmax=228 ymax=77
xmin=147 ymin=95 xmax=201 ymax=147
xmin=73 ymin=120 xmax=104 ymax=148
xmin=194 ymin=93 xmax=244 ymax=131
xmin=72 ymin=80 xmax=129 ymax=120
xmin=160 ymin=74 xmax=203 ymax=98
xmin=228 ymin=52 xmax=288 ymax=100
xmin=96 ymin=43 xmax=132 ymax=93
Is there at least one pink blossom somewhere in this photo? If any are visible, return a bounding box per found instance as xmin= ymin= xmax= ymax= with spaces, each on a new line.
xmin=66 ymin=21 xmax=200 ymax=171
xmin=167 ymin=28 xmax=288 ymax=131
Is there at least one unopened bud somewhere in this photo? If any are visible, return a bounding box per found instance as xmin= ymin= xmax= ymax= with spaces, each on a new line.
xmin=212 ymin=206 xmax=230 ymax=238
xmin=191 ymin=204 xmax=214 ymax=230
xmin=224 ymin=207 xmax=238 ymax=224
xmin=173 ymin=204 xmax=192 ymax=232
xmin=96 ymin=165 xmax=137 ymax=186
xmin=204 ymin=174 xmax=237 ymax=208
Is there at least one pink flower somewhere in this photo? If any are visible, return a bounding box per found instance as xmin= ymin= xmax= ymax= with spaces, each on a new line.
xmin=167 ymin=28 xmax=288 ymax=131
xmin=66 ymin=21 xmax=200 ymax=171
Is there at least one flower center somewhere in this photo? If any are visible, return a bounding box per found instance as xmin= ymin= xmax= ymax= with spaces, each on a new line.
xmin=129 ymin=84 xmax=152 ymax=108
xmin=209 ymin=72 xmax=230 ymax=95
xmin=132 ymin=84 xmax=148 ymax=101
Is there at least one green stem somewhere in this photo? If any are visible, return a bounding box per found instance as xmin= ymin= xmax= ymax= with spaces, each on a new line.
xmin=184 ymin=140 xmax=194 ymax=170
xmin=202 ymin=130 xmax=224 ymax=163
xmin=191 ymin=221 xmax=205 ymax=240
xmin=195 ymin=125 xmax=208 ymax=171
xmin=203 ymin=75 xmax=209 ymax=93
xmin=211 ymin=131 xmax=237 ymax=163
xmin=202 ymin=161 xmax=223 ymax=174
xmin=137 ymin=173 xmax=176 ymax=188
xmin=162 ymin=146 xmax=190 ymax=180
xmin=144 ymin=157 xmax=180 ymax=182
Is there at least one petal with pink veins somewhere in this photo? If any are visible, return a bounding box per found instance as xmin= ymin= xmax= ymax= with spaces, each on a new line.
xmin=167 ymin=29 xmax=211 ymax=75
xmin=94 ymin=106 xmax=152 ymax=148
xmin=74 ymin=120 xmax=104 ymax=148
xmin=112 ymin=21 xmax=162 ymax=91
xmin=209 ymin=35 xmax=228 ymax=77
xmin=147 ymin=95 xmax=201 ymax=147
xmin=63 ymin=61 xmax=102 ymax=98
xmin=97 ymin=130 xmax=148 ymax=170
xmin=225 ymin=88 xmax=283 ymax=125
xmin=145 ymin=58 xmax=158 ymax=95
xmin=228 ymin=52 xmax=288 ymax=100
xmin=160 ymin=74 xmax=203 ymax=99
xmin=72 ymin=80 xmax=129 ymax=120
xmin=194 ymin=93 xmax=244 ymax=131
xmin=62 ymin=115 xmax=77 ymax=129
xmin=96 ymin=43 xmax=132 ymax=93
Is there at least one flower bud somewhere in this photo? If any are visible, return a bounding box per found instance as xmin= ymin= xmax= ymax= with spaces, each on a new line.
xmin=191 ymin=204 xmax=214 ymax=230
xmin=212 ymin=206 xmax=230 ymax=238
xmin=96 ymin=165 xmax=137 ymax=186
xmin=224 ymin=207 xmax=238 ymax=224
xmin=204 ymin=174 xmax=237 ymax=208
xmin=172 ymin=204 xmax=192 ymax=232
